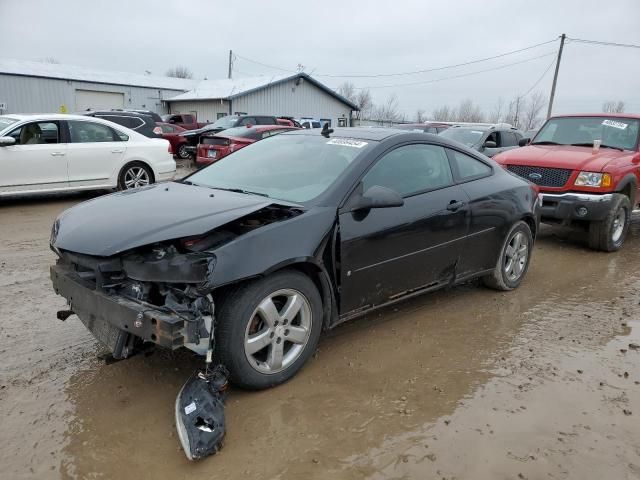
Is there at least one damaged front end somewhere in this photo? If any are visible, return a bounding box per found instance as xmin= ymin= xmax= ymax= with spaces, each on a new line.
xmin=51 ymin=245 xmax=218 ymax=359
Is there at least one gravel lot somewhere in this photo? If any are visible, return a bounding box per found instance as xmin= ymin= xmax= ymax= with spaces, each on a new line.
xmin=1 ymin=172 xmax=639 ymax=479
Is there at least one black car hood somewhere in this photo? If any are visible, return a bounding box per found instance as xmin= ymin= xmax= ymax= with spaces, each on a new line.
xmin=52 ymin=182 xmax=293 ymax=257
xmin=181 ymin=126 xmax=224 ymax=138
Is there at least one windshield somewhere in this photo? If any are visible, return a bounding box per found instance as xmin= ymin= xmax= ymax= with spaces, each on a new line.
xmin=534 ymin=116 xmax=640 ymax=151
xmin=186 ymin=134 xmax=372 ymax=203
xmin=0 ymin=116 xmax=18 ymax=132
xmin=210 ymin=116 xmax=239 ymax=129
xmin=439 ymin=127 xmax=486 ymax=147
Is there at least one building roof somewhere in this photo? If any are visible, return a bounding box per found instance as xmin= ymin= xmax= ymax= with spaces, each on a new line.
xmin=0 ymin=58 xmax=196 ymax=91
xmin=0 ymin=58 xmax=358 ymax=111
xmin=167 ymin=72 xmax=359 ymax=110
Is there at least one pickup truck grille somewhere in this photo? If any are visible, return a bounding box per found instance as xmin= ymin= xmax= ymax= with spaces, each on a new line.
xmin=506 ymin=165 xmax=572 ymax=188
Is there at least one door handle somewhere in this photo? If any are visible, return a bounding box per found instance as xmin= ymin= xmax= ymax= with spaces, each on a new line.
xmin=111 ymin=149 xmax=124 ymax=153
xmin=50 ymin=152 xmax=65 ymax=156
xmin=446 ymin=200 xmax=465 ymax=211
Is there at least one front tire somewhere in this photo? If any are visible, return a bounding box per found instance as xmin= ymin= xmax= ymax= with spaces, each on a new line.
xmin=588 ymin=193 xmax=631 ymax=252
xmin=483 ymin=220 xmax=533 ymax=291
xmin=117 ymin=162 xmax=154 ymax=190
xmin=215 ymin=270 xmax=323 ymax=390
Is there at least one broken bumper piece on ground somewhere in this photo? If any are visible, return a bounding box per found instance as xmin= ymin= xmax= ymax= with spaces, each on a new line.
xmin=175 ymin=366 xmax=228 ymax=460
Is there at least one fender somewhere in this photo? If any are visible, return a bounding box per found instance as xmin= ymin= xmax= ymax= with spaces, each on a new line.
xmin=615 ymin=173 xmax=638 ymax=206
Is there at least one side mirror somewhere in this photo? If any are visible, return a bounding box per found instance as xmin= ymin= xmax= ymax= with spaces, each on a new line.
xmin=483 ymin=140 xmax=497 ymax=149
xmin=0 ymin=136 xmax=16 ymax=147
xmin=518 ymin=137 xmax=530 ymax=147
xmin=351 ymin=185 xmax=404 ymax=211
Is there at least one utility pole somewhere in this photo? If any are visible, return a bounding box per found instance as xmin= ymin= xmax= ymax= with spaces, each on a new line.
xmin=547 ymin=33 xmax=566 ymax=118
xmin=228 ymin=50 xmax=233 ymax=79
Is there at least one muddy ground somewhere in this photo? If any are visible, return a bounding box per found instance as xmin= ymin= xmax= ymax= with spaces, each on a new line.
xmin=1 ymin=174 xmax=639 ymax=479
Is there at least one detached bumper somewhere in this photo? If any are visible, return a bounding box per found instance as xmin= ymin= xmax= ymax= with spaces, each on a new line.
xmin=50 ymin=263 xmax=186 ymax=349
xmin=540 ymin=192 xmax=613 ymax=222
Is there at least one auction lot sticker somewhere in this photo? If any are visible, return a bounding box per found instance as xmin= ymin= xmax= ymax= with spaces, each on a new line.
xmin=327 ymin=138 xmax=368 ymax=148
xmin=602 ymin=119 xmax=628 ymax=130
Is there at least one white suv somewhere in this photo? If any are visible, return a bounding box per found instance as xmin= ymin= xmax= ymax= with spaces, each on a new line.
xmin=0 ymin=114 xmax=176 ymax=196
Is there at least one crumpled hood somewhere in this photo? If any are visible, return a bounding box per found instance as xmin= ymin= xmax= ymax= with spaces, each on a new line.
xmin=52 ymin=182 xmax=290 ymax=256
xmin=494 ymin=144 xmax=635 ymax=171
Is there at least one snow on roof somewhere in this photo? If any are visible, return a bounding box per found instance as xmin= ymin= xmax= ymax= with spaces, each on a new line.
xmin=166 ymin=74 xmax=294 ymax=101
xmin=0 ymin=58 xmax=196 ymax=91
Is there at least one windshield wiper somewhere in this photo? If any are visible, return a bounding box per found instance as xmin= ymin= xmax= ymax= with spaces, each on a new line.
xmin=530 ymin=141 xmax=561 ymax=145
xmin=570 ymin=142 xmax=624 ymax=152
xmin=210 ymin=187 xmax=270 ymax=197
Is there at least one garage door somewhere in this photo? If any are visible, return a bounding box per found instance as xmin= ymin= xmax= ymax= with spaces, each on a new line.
xmin=75 ymin=90 xmax=124 ymax=112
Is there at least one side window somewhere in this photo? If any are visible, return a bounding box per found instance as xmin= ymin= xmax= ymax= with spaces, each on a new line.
xmin=171 ymin=115 xmax=183 ymax=123
xmin=320 ymin=119 xmax=331 ymax=127
xmin=500 ymin=131 xmax=518 ymax=147
xmin=302 ymin=122 xmax=310 ymax=129
xmin=450 ymin=150 xmax=492 ymax=180
xmin=183 ymin=115 xmax=192 ymax=123
xmin=485 ymin=132 xmax=499 ymax=146
xmin=240 ymin=117 xmax=255 ymax=126
xmin=68 ymin=121 xmax=119 ymax=143
xmin=312 ymin=122 xmax=321 ymax=128
xmin=363 ymin=144 xmax=454 ymax=197
xmin=160 ymin=124 xmax=172 ymax=133
xmin=8 ymin=122 xmax=60 ymax=145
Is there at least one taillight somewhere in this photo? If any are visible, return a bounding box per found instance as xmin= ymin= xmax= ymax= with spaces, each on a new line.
xmin=153 ymin=126 xmax=163 ymax=135
xmin=168 ymin=143 xmax=174 ymax=154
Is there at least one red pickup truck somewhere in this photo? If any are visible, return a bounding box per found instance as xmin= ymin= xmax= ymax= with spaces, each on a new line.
xmin=161 ymin=113 xmax=209 ymax=130
xmin=494 ymin=114 xmax=640 ymax=251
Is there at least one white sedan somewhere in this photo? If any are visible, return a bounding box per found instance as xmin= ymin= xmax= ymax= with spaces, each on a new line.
xmin=0 ymin=114 xmax=176 ymax=196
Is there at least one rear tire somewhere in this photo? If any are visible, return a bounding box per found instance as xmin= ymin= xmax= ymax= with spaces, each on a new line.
xmin=117 ymin=162 xmax=154 ymax=191
xmin=177 ymin=144 xmax=191 ymax=160
xmin=483 ymin=221 xmax=533 ymax=291
xmin=215 ymin=270 xmax=323 ymax=390
xmin=588 ymin=193 xmax=631 ymax=252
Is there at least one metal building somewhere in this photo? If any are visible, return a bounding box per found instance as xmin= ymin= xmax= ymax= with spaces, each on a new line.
xmin=166 ymin=73 xmax=357 ymax=126
xmin=0 ymin=58 xmax=194 ymax=114
xmin=0 ymin=59 xmax=357 ymax=125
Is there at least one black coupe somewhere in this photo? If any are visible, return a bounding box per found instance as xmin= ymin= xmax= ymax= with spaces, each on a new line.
xmin=50 ymin=128 xmax=540 ymax=389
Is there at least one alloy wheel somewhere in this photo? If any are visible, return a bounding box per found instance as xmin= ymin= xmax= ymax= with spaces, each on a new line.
xmin=123 ymin=166 xmax=150 ymax=189
xmin=244 ymin=289 xmax=312 ymax=375
xmin=611 ymin=207 xmax=626 ymax=243
xmin=178 ymin=145 xmax=190 ymax=159
xmin=504 ymin=231 xmax=529 ymax=282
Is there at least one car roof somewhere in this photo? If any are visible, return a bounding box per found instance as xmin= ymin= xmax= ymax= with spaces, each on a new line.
xmin=283 ymin=127 xmax=412 ymax=141
xmin=550 ymin=113 xmax=640 ymax=120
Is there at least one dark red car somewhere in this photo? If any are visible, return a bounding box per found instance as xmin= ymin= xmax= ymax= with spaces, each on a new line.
xmin=157 ymin=122 xmax=190 ymax=159
xmin=196 ymin=125 xmax=299 ymax=166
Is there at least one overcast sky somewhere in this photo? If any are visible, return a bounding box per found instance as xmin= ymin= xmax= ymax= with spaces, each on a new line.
xmin=2 ymin=0 xmax=639 ymax=118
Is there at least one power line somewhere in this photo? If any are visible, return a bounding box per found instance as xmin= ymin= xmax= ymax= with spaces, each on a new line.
xmin=235 ymin=39 xmax=557 ymax=79
xmin=520 ymin=58 xmax=556 ymax=98
xmin=353 ymin=52 xmax=557 ymax=89
xmin=567 ymin=37 xmax=640 ymax=49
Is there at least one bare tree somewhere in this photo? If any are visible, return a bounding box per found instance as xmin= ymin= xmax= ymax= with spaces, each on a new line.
xmin=372 ymin=94 xmax=401 ymax=122
xmin=602 ymin=100 xmax=625 ymax=113
xmin=488 ymin=98 xmax=505 ymax=123
xmin=504 ymin=96 xmax=523 ymax=129
xmin=355 ymin=89 xmax=373 ymax=119
xmin=456 ymin=99 xmax=484 ymax=123
xmin=415 ymin=108 xmax=427 ymax=123
xmin=337 ymin=82 xmax=356 ymax=102
xmin=522 ymin=91 xmax=547 ymax=130
xmin=431 ymin=105 xmax=456 ymax=122
xmin=166 ymin=66 xmax=193 ymax=79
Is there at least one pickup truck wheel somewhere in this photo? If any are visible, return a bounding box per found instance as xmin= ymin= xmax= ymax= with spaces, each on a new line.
xmin=588 ymin=193 xmax=631 ymax=252
xmin=215 ymin=270 xmax=323 ymax=390
xmin=483 ymin=220 xmax=533 ymax=291
xmin=177 ymin=144 xmax=191 ymax=160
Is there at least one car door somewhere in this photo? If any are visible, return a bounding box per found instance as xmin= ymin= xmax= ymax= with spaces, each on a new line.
xmin=446 ymin=148 xmax=506 ymax=277
xmin=0 ymin=120 xmax=68 ymax=193
xmin=65 ymin=120 xmax=127 ymax=188
xmin=338 ymin=143 xmax=470 ymax=314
